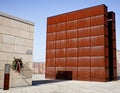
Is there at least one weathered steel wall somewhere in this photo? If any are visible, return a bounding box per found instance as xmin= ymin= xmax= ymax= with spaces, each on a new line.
xmin=46 ymin=4 xmax=117 ymax=81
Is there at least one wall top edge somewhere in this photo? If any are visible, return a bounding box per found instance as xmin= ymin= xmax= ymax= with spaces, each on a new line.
xmin=0 ymin=11 xmax=34 ymax=26
xmin=47 ymin=4 xmax=107 ymax=19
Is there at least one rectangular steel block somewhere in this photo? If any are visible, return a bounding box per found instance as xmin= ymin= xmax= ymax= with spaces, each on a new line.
xmin=57 ymin=14 xmax=67 ymax=23
xmin=46 ymin=50 xmax=55 ymax=58
xmin=91 ymin=77 xmax=108 ymax=82
xmin=114 ymin=49 xmax=116 ymax=58
xmin=91 ymin=4 xmax=107 ymax=16
xmin=91 ymin=46 xmax=105 ymax=56
xmin=91 ymin=35 xmax=105 ymax=46
xmin=91 ymin=67 xmax=105 ymax=78
xmin=56 ymin=58 xmax=65 ymax=67
xmin=91 ymin=57 xmax=105 ymax=67
xmin=113 ymin=59 xmax=117 ymax=68
xmin=77 ymin=77 xmax=90 ymax=81
xmin=78 ymin=57 xmax=90 ymax=67
xmin=66 ymin=48 xmax=77 ymax=57
xmin=66 ymin=38 xmax=77 ymax=48
xmin=112 ymin=22 xmax=115 ymax=30
xmin=67 ymin=11 xmax=78 ymax=21
xmin=78 ymin=37 xmax=90 ymax=47
xmin=47 ymin=16 xmax=57 ymax=25
xmin=78 ymin=8 xmax=91 ymax=19
xmin=67 ymin=29 xmax=77 ymax=39
xmin=105 ymin=26 xmax=108 ymax=36
xmin=78 ymin=47 xmax=90 ymax=57
xmin=46 ymin=58 xmax=55 ymax=67
xmin=56 ymin=31 xmax=66 ymax=40
xmin=91 ymin=15 xmax=105 ymax=26
xmin=67 ymin=20 xmax=77 ymax=30
xmin=91 ymin=25 xmax=105 ymax=36
xmin=46 ymin=41 xmax=55 ymax=49
xmin=78 ymin=67 xmax=90 ymax=77
xmin=57 ymin=22 xmax=66 ymax=31
xmin=56 ymin=49 xmax=66 ymax=58
xmin=47 ymin=32 xmax=56 ymax=41
xmin=78 ymin=27 xmax=90 ymax=37
xmin=113 ymin=31 xmax=116 ymax=40
xmin=113 ymin=40 xmax=116 ymax=49
xmin=77 ymin=18 xmax=90 ymax=28
xmin=56 ymin=40 xmax=66 ymax=49
xmin=47 ymin=24 xmax=57 ymax=32
xmin=105 ymin=57 xmax=109 ymax=68
xmin=105 ymin=36 xmax=108 ymax=46
xmin=46 ymin=4 xmax=116 ymax=82
xmin=66 ymin=57 xmax=77 ymax=67
xmin=55 ymin=40 xmax=66 ymax=49
xmin=105 ymin=47 xmax=108 ymax=57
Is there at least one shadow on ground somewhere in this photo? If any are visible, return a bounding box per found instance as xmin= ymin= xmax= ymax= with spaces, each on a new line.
xmin=32 ymin=80 xmax=66 ymax=86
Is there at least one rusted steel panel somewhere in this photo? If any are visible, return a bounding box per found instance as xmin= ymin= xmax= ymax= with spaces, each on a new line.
xmin=78 ymin=57 xmax=90 ymax=67
xmin=78 ymin=27 xmax=90 ymax=37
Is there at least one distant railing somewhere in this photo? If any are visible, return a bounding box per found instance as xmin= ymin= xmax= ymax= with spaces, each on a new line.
xmin=32 ymin=62 xmax=45 ymax=74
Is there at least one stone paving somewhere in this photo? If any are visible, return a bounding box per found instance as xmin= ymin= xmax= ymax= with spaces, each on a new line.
xmin=0 ymin=74 xmax=120 ymax=93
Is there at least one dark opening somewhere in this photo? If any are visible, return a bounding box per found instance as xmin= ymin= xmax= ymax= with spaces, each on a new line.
xmin=108 ymin=12 xmax=112 ymax=19
xmin=108 ymin=12 xmax=114 ymax=81
xmin=56 ymin=71 xmax=72 ymax=80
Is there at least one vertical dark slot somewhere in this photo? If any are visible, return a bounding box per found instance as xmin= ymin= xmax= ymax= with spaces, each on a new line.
xmin=108 ymin=12 xmax=114 ymax=81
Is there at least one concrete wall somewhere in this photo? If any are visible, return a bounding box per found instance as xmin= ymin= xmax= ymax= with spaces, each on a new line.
xmin=0 ymin=12 xmax=34 ymax=88
xmin=117 ymin=50 xmax=120 ymax=77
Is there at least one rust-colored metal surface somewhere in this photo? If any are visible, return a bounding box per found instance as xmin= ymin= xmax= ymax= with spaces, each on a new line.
xmin=46 ymin=4 xmax=117 ymax=81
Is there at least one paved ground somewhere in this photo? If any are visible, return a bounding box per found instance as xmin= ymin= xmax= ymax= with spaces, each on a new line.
xmin=0 ymin=74 xmax=120 ymax=93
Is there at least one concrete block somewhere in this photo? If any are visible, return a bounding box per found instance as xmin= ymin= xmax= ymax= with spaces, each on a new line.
xmin=0 ymin=16 xmax=10 ymax=26
xmin=15 ymin=45 xmax=25 ymax=53
xmin=29 ymin=25 xmax=34 ymax=32
xmin=20 ymin=30 xmax=29 ymax=39
xmin=3 ymin=43 xmax=14 ymax=52
xmin=21 ymin=22 xmax=29 ymax=31
xmin=29 ymin=32 xmax=34 ymax=39
xmin=0 ymin=79 xmax=4 ymax=88
xmin=25 ymin=39 xmax=33 ymax=47
xmin=0 ymin=62 xmax=5 ymax=70
xmin=10 ymin=19 xmax=21 ymax=28
xmin=0 ymin=43 xmax=2 ymax=51
xmin=0 ymin=52 xmax=8 ymax=61
xmin=18 ymin=54 xmax=29 ymax=62
xmin=10 ymin=28 xmax=20 ymax=37
xmin=0 ymin=33 xmax=3 ymax=42
xmin=0 ymin=25 xmax=9 ymax=34
xmin=24 ymin=30 xmax=29 ymax=39
xmin=15 ymin=37 xmax=24 ymax=46
xmin=21 ymin=71 xmax=32 ymax=78
xmin=28 ymin=55 xmax=33 ymax=63
xmin=7 ymin=53 xmax=19 ymax=61
xmin=0 ymin=70 xmax=4 ymax=79
xmin=3 ymin=34 xmax=14 ymax=44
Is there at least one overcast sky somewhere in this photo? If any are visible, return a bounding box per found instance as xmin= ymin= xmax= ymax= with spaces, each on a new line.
xmin=0 ymin=0 xmax=120 ymax=62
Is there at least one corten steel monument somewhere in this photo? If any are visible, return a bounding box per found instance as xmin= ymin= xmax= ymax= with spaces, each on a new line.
xmin=45 ymin=4 xmax=117 ymax=81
